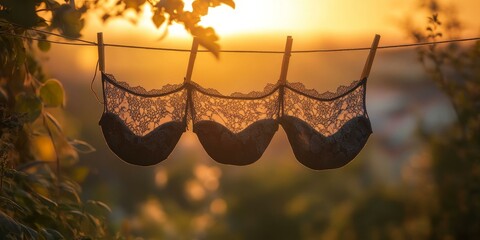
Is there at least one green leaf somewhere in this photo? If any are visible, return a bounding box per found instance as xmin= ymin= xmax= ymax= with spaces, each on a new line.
xmin=0 ymin=196 xmax=28 ymax=216
xmin=0 ymin=0 xmax=38 ymax=28
xmin=221 ymin=0 xmax=235 ymax=9
xmin=158 ymin=0 xmax=184 ymax=15
xmin=37 ymin=40 xmax=51 ymax=52
xmin=0 ymin=87 xmax=8 ymax=102
xmin=44 ymin=0 xmax=61 ymax=9
xmin=15 ymin=44 xmax=27 ymax=66
xmin=39 ymin=79 xmax=65 ymax=107
xmin=85 ymin=200 xmax=111 ymax=219
xmin=102 ymin=13 xmax=110 ymax=21
xmin=0 ymin=211 xmax=22 ymax=235
xmin=22 ymin=224 xmax=39 ymax=239
xmin=58 ymin=202 xmax=79 ymax=212
xmin=45 ymin=112 xmax=63 ymax=132
xmin=11 ymin=68 xmax=27 ymax=92
xmin=32 ymin=193 xmax=58 ymax=209
xmin=0 ymin=211 xmax=38 ymax=239
xmin=68 ymin=210 xmax=86 ymax=219
xmin=192 ymin=0 xmax=209 ymax=16
xmin=69 ymin=139 xmax=96 ymax=153
xmin=51 ymin=4 xmax=84 ymax=38
xmin=59 ymin=182 xmax=81 ymax=203
xmin=14 ymin=93 xmax=43 ymax=122
xmin=85 ymin=213 xmax=102 ymax=229
xmin=71 ymin=167 xmax=89 ymax=182
xmin=191 ymin=27 xmax=220 ymax=58
xmin=152 ymin=10 xmax=166 ymax=28
xmin=40 ymin=228 xmax=64 ymax=240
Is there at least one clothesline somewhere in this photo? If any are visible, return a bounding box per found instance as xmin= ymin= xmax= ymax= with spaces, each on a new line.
xmin=2 ymin=27 xmax=480 ymax=54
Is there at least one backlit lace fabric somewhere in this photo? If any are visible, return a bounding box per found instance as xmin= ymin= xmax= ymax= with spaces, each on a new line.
xmin=281 ymin=80 xmax=371 ymax=169
xmin=100 ymin=73 xmax=187 ymax=166
xmin=191 ymin=82 xmax=280 ymax=165
xmin=99 ymin=73 xmax=371 ymax=169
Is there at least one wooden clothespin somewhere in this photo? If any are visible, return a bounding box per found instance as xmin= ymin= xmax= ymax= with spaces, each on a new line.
xmin=97 ymin=32 xmax=105 ymax=72
xmin=184 ymin=38 xmax=200 ymax=125
xmin=278 ymin=36 xmax=293 ymax=117
xmin=185 ymin=38 xmax=199 ymax=83
xmin=360 ymin=34 xmax=381 ymax=79
xmin=279 ymin=36 xmax=293 ymax=84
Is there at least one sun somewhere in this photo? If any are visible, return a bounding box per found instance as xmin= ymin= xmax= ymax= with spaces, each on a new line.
xmin=132 ymin=0 xmax=326 ymax=37
xmin=199 ymin=2 xmax=277 ymax=35
xmin=197 ymin=0 xmax=326 ymax=36
xmin=100 ymin=0 xmax=480 ymax=43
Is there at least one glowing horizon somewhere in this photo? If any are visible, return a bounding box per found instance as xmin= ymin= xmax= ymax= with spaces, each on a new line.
xmin=89 ymin=0 xmax=480 ymax=45
xmin=60 ymin=0 xmax=480 ymax=87
xmin=99 ymin=0 xmax=401 ymax=39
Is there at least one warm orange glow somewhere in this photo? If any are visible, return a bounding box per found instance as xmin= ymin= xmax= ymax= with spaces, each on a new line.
xmin=141 ymin=199 xmax=167 ymax=223
xmin=194 ymin=164 xmax=221 ymax=191
xmin=51 ymin=0 xmax=480 ymax=89
xmin=210 ymin=198 xmax=227 ymax=215
xmin=155 ymin=168 xmax=169 ymax=187
xmin=199 ymin=1 xmax=311 ymax=35
xmin=106 ymin=0 xmax=403 ymax=38
xmin=33 ymin=136 xmax=56 ymax=162
xmin=86 ymin=0 xmax=480 ymax=42
xmin=185 ymin=180 xmax=206 ymax=201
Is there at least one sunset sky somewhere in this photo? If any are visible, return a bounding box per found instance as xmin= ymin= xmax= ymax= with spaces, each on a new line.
xmin=45 ymin=0 xmax=480 ymax=93
xmin=199 ymin=0 xmax=480 ymax=37
xmin=93 ymin=0 xmax=480 ymax=43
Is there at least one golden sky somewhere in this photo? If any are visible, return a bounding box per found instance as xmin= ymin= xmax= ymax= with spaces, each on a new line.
xmin=90 ymin=0 xmax=480 ymax=44
xmin=46 ymin=0 xmax=480 ymax=92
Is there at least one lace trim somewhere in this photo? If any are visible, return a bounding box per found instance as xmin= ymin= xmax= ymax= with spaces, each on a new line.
xmin=286 ymin=78 xmax=365 ymax=101
xmin=191 ymin=89 xmax=280 ymax=133
xmin=284 ymin=85 xmax=366 ymax=136
xmin=103 ymin=73 xmax=365 ymax=101
xmin=103 ymin=74 xmax=187 ymax=136
xmin=103 ymin=73 xmax=184 ymax=97
xmin=189 ymin=81 xmax=280 ymax=99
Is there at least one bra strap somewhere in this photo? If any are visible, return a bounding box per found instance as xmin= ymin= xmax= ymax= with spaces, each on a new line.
xmin=360 ymin=34 xmax=381 ymax=80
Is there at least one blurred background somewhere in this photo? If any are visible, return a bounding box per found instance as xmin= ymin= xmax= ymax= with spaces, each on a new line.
xmin=27 ymin=0 xmax=480 ymax=239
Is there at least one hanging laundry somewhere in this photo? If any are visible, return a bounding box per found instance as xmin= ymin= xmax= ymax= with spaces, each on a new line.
xmin=99 ymin=74 xmax=187 ymax=166
xmin=97 ymin=34 xmax=380 ymax=170
xmin=280 ymin=79 xmax=372 ymax=169
xmin=191 ymin=82 xmax=280 ymax=165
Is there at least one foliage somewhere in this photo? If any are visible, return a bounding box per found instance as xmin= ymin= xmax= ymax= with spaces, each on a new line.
xmin=0 ymin=105 xmax=108 ymax=239
xmin=0 ymin=0 xmax=234 ymax=238
xmin=409 ymin=3 xmax=480 ymax=238
xmin=325 ymin=2 xmax=480 ymax=239
xmin=0 ymin=1 xmax=106 ymax=239
xmin=100 ymin=0 xmax=236 ymax=56
xmin=1 ymin=137 xmax=111 ymax=239
xmin=0 ymin=0 xmax=234 ymax=56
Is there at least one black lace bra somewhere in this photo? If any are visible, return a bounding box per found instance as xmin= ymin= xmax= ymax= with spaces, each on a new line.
xmin=99 ymin=35 xmax=380 ymax=170
xmin=100 ymin=74 xmax=373 ymax=169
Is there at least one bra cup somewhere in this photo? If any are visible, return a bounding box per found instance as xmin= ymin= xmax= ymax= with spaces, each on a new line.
xmin=194 ymin=119 xmax=278 ymax=166
xmin=280 ymin=115 xmax=372 ymax=170
xmin=99 ymin=112 xmax=186 ymax=166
